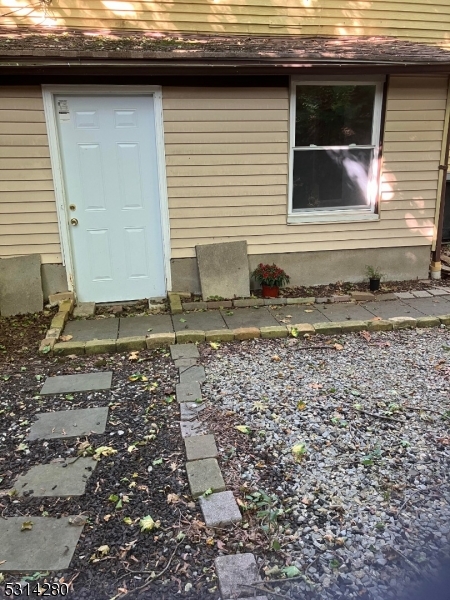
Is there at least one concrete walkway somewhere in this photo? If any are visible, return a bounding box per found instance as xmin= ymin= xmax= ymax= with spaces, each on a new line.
xmin=45 ymin=288 xmax=450 ymax=354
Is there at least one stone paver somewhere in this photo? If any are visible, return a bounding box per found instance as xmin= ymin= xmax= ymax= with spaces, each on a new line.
xmin=439 ymin=314 xmax=450 ymax=325
xmin=199 ymin=491 xmax=242 ymax=527
xmin=363 ymin=300 xmax=424 ymax=320
xmin=14 ymin=458 xmax=97 ymax=497
xmin=394 ymin=292 xmax=414 ymax=299
xmin=185 ymin=434 xmax=218 ymax=461
xmin=429 ymin=288 xmax=449 ymax=296
xmin=260 ymin=325 xmax=288 ymax=338
xmin=115 ymin=336 xmax=145 ymax=352
xmin=64 ymin=318 xmax=118 ymax=342
xmin=176 ymin=381 xmax=202 ymax=403
xmin=186 ymin=458 xmax=226 ymax=498
xmin=412 ymin=290 xmax=432 ymax=298
xmin=286 ymin=296 xmax=315 ymax=305
xmin=168 ymin=292 xmax=183 ymax=314
xmin=179 ymin=365 xmax=206 ymax=384
xmin=73 ymin=302 xmax=95 ymax=317
xmin=214 ymin=553 xmax=262 ymax=599
xmin=146 ymin=332 xmax=175 ymax=348
xmin=183 ymin=301 xmax=207 ymax=310
xmin=389 ymin=316 xmax=417 ymax=329
xmin=317 ymin=303 xmax=374 ymax=322
xmin=0 ymin=254 xmax=43 ymax=316
xmin=118 ymin=314 xmax=173 ymax=337
xmin=350 ymin=291 xmax=375 ymax=301
xmin=417 ymin=316 xmax=441 ymax=328
xmin=179 ymin=401 xmax=206 ymax=421
xmin=234 ymin=327 xmax=261 ymax=340
xmin=180 ymin=420 xmax=209 ymax=439
xmin=269 ymin=305 xmax=327 ymax=325
xmin=28 ymin=407 xmax=109 ymax=441
xmin=40 ymin=372 xmax=112 ymax=395
xmin=289 ymin=323 xmax=316 ymax=336
xmin=375 ymin=293 xmax=398 ymax=301
xmin=221 ymin=307 xmax=279 ymax=329
xmin=196 ymin=240 xmax=250 ymax=301
xmin=205 ymin=329 xmax=235 ymax=342
xmin=172 ymin=310 xmax=227 ymax=332
xmin=0 ymin=516 xmax=84 ymax=571
xmin=174 ymin=358 xmax=197 ymax=368
xmin=53 ymin=341 xmax=86 ymax=356
xmin=314 ymin=322 xmax=342 ymax=335
xmin=367 ymin=319 xmax=394 ymax=331
xmin=85 ymin=339 xmax=116 ymax=355
xmin=234 ymin=298 xmax=265 ymax=307
xmin=401 ymin=296 xmax=450 ymax=316
xmin=170 ymin=344 xmax=200 ymax=360
xmin=176 ymin=330 xmax=206 ymax=344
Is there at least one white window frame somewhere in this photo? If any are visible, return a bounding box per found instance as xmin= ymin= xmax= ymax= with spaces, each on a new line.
xmin=288 ymin=76 xmax=385 ymax=224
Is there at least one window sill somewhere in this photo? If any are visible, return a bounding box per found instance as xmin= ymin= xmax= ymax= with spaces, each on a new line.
xmin=287 ymin=211 xmax=380 ymax=225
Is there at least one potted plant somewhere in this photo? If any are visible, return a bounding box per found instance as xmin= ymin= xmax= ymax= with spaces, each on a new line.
xmin=251 ymin=263 xmax=290 ymax=298
xmin=365 ymin=265 xmax=383 ymax=291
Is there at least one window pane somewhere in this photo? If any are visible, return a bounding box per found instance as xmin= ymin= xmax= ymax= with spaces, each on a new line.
xmin=295 ymin=85 xmax=375 ymax=146
xmin=292 ymin=148 xmax=373 ymax=210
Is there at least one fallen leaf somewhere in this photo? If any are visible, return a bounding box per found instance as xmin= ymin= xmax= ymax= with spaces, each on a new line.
xmin=304 ymin=309 xmax=314 ymax=313
xmin=334 ymin=343 xmax=344 ymax=351
xmin=234 ymin=425 xmax=251 ymax=434
xmin=297 ymin=401 xmax=307 ymax=410
xmin=209 ymin=342 xmax=220 ymax=350
xmin=139 ymin=515 xmax=160 ymax=532
xmin=128 ymin=351 xmax=139 ymax=361
xmin=360 ymin=330 xmax=371 ymax=342
xmin=60 ymin=335 xmax=73 ymax=342
xmin=309 ymin=383 xmax=323 ymax=389
xmin=93 ymin=446 xmax=117 ymax=460
xmin=271 ymin=354 xmax=281 ymax=362
xmin=20 ymin=520 xmax=33 ymax=531
xmin=123 ymin=517 xmax=133 ymax=525
xmin=98 ymin=545 xmax=110 ymax=556
xmin=371 ymin=316 xmax=382 ymax=321
xmin=167 ymin=493 xmax=180 ymax=504
xmin=103 ymin=514 xmax=112 ymax=522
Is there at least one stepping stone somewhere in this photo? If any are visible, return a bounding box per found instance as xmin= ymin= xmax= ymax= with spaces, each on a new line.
xmin=185 ymin=434 xmax=218 ymax=461
xmin=411 ymin=290 xmax=432 ymax=298
xmin=73 ymin=302 xmax=95 ymax=317
xmin=179 ymin=401 xmax=206 ymax=421
xmin=400 ymin=296 xmax=450 ymax=316
xmin=316 ymin=303 xmax=374 ymax=322
xmin=170 ymin=344 xmax=199 ymax=360
xmin=40 ymin=372 xmax=112 ymax=395
xmin=429 ymin=289 xmax=449 ymax=296
xmin=363 ymin=300 xmax=424 ymax=320
xmin=174 ymin=358 xmax=197 ymax=368
xmin=214 ymin=553 xmax=262 ymax=599
xmin=179 ymin=365 xmax=206 ymax=384
xmin=180 ymin=420 xmax=209 ymax=439
xmin=186 ymin=458 xmax=225 ymax=498
xmin=176 ymin=381 xmax=202 ymax=403
xmin=0 ymin=516 xmax=84 ymax=571
xmin=28 ymin=407 xmax=108 ymax=441
xmin=269 ymin=305 xmax=326 ymax=325
xmin=395 ymin=292 xmax=414 ymax=299
xmin=221 ymin=307 xmax=279 ymax=329
xmin=63 ymin=318 xmax=118 ymax=342
xmin=14 ymin=458 xmax=97 ymax=497
xmin=172 ymin=310 xmax=227 ymax=332
xmin=118 ymin=314 xmax=173 ymax=337
xmin=199 ymin=491 xmax=242 ymax=527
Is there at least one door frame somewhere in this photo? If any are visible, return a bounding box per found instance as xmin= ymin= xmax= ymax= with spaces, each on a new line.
xmin=42 ymin=85 xmax=172 ymax=298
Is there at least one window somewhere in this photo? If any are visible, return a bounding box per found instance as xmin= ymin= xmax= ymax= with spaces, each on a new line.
xmin=289 ymin=78 xmax=384 ymax=223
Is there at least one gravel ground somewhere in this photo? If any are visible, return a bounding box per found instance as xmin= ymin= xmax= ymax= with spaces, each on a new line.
xmin=201 ymin=329 xmax=450 ymax=600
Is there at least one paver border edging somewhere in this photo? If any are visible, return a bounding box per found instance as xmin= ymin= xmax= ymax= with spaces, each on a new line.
xmin=42 ymin=315 xmax=450 ymax=356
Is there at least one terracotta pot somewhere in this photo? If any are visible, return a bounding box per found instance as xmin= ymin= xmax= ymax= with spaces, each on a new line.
xmin=262 ymin=284 xmax=279 ymax=298
xmin=369 ymin=278 xmax=380 ymax=291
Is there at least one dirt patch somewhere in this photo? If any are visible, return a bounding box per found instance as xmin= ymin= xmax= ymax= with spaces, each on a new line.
xmin=0 ymin=310 xmax=56 ymax=365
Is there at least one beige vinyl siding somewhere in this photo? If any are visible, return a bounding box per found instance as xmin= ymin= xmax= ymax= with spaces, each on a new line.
xmin=2 ymin=1 xmax=450 ymax=47
xmin=163 ymin=77 xmax=447 ymax=259
xmin=0 ymin=88 xmax=61 ymax=264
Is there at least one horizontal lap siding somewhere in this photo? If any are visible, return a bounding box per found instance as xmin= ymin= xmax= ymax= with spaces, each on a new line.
xmin=163 ymin=78 xmax=447 ymax=258
xmin=0 ymin=88 xmax=61 ymax=264
xmin=1 ymin=1 xmax=450 ymax=46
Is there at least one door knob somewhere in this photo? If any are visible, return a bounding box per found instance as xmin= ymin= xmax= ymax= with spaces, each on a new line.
xmin=70 ymin=218 xmax=78 ymax=226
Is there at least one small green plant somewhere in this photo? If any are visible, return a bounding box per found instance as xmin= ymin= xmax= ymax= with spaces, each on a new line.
xmin=361 ymin=446 xmax=382 ymax=467
xmin=365 ymin=265 xmax=384 ymax=280
xmin=244 ymin=490 xmax=283 ymax=549
xmin=207 ymin=295 xmax=225 ymax=301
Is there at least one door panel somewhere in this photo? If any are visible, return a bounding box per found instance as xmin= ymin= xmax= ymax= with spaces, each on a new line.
xmin=55 ymin=94 xmax=166 ymax=303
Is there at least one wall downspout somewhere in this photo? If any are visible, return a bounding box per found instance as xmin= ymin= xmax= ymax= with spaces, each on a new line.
xmin=431 ymin=75 xmax=450 ymax=279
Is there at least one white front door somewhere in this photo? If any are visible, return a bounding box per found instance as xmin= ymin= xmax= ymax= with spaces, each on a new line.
xmin=55 ymin=95 xmax=166 ymax=303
